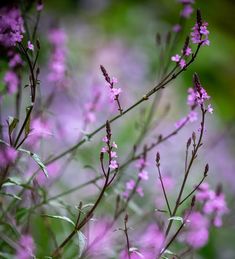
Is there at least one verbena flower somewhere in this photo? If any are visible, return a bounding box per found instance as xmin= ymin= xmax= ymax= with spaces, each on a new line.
xmin=0 ymin=7 xmax=25 ymax=47
xmin=3 ymin=71 xmax=19 ymax=94
xmin=16 ymin=234 xmax=35 ymax=259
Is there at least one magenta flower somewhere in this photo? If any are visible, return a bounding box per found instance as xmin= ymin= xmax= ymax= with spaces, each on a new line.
xmin=3 ymin=70 xmax=19 ymax=94
xmin=0 ymin=146 xmax=17 ymax=168
xmin=207 ymin=104 xmax=213 ymax=114
xmin=171 ymin=54 xmax=181 ymax=62
xmin=181 ymin=5 xmax=193 ymax=18
xmin=191 ymin=22 xmax=210 ymax=46
xmin=16 ymin=234 xmax=35 ymax=259
xmin=27 ymin=41 xmax=34 ymax=51
xmin=183 ymin=212 xmax=209 ymax=248
xmin=109 ymin=160 xmax=118 ymax=169
xmin=179 ymin=59 xmax=186 ymax=68
xmin=138 ymin=169 xmax=149 ymax=181
xmin=0 ymin=7 xmax=25 ymax=47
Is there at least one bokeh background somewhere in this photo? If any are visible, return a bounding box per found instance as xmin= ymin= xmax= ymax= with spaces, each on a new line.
xmin=1 ymin=0 xmax=235 ymax=258
xmin=35 ymin=0 xmax=235 ymax=258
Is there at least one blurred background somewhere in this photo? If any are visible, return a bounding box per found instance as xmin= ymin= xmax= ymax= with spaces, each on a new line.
xmin=1 ymin=0 xmax=235 ymax=258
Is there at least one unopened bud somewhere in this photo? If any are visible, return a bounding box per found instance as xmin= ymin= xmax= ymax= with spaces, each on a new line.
xmin=156 ymin=152 xmax=160 ymax=165
xmin=36 ymin=39 xmax=40 ymax=49
xmin=191 ymin=195 xmax=196 ymax=207
xmin=192 ymin=131 xmax=196 ymax=142
xmin=204 ymin=163 xmax=209 ymax=177
xmin=187 ymin=138 xmax=191 ymax=149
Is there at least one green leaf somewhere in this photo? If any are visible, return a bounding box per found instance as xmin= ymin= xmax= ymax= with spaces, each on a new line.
xmin=42 ymin=215 xmax=75 ymax=226
xmin=0 ymin=192 xmax=22 ymax=200
xmin=7 ymin=116 xmax=19 ymax=134
xmin=0 ymin=252 xmax=14 ymax=259
xmin=168 ymin=216 xmax=184 ymax=223
xmin=1 ymin=177 xmax=22 ymax=187
xmin=77 ymin=231 xmax=86 ymax=258
xmin=164 ymin=249 xmax=174 ymax=255
xmin=18 ymin=148 xmax=48 ymax=178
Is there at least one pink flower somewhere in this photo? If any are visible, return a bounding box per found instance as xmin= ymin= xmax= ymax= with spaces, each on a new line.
xmin=188 ymin=110 xmax=198 ymax=122
xmin=184 ymin=212 xmax=209 ymax=248
xmin=37 ymin=2 xmax=44 ymax=11
xmin=27 ymin=41 xmax=34 ymax=51
xmin=185 ymin=47 xmax=192 ymax=56
xmin=175 ymin=116 xmax=187 ymax=129
xmin=102 ymin=136 xmax=108 ymax=143
xmin=172 ymin=24 xmax=181 ymax=33
xmin=207 ymin=104 xmax=213 ymax=114
xmin=101 ymin=146 xmax=108 ymax=153
xmin=179 ymin=59 xmax=186 ymax=68
xmin=9 ymin=53 xmax=23 ymax=68
xmin=137 ymin=186 xmax=144 ymax=197
xmin=191 ymin=22 xmax=210 ymax=46
xmin=138 ymin=170 xmax=149 ymax=180
xmin=181 ymin=5 xmax=193 ymax=18
xmin=110 ymin=87 xmax=122 ymax=101
xmin=109 ymin=160 xmax=118 ymax=169
xmin=16 ymin=234 xmax=35 ymax=259
xmin=4 ymin=71 xmax=19 ymax=94
xmin=0 ymin=146 xmax=17 ymax=168
xmin=126 ymin=179 xmax=135 ymax=190
xmin=111 ymin=151 xmax=117 ymax=158
xmin=171 ymin=54 xmax=181 ymax=62
xmin=0 ymin=7 xmax=25 ymax=47
xmin=112 ymin=142 xmax=118 ymax=148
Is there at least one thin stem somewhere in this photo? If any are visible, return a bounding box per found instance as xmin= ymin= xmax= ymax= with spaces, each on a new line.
xmin=156 ymin=163 xmax=172 ymax=216
xmin=45 ymin=45 xmax=201 ymax=166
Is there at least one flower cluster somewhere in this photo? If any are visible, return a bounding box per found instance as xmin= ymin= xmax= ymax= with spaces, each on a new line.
xmin=101 ymin=129 xmax=118 ymax=170
xmin=47 ymin=28 xmax=68 ymax=87
xmin=16 ymin=234 xmax=35 ymax=259
xmin=0 ymin=145 xmax=17 ymax=168
xmin=196 ymin=183 xmax=229 ymax=227
xmin=191 ymin=11 xmax=210 ymax=46
xmin=179 ymin=0 xmax=195 ymax=19
xmin=123 ymin=154 xmax=149 ymax=199
xmin=100 ymin=65 xmax=122 ymax=112
xmin=171 ymin=37 xmax=192 ymax=69
xmin=0 ymin=7 xmax=25 ymax=47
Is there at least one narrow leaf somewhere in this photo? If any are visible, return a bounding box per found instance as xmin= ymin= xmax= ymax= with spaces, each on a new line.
xmin=77 ymin=231 xmax=87 ymax=258
xmin=42 ymin=215 xmax=75 ymax=226
xmin=7 ymin=116 xmax=19 ymax=134
xmin=168 ymin=216 xmax=184 ymax=223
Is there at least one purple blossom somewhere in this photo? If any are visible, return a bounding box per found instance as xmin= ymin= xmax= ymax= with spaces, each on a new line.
xmin=172 ymin=24 xmax=181 ymax=33
xmin=3 ymin=71 xmax=19 ymax=94
xmin=175 ymin=116 xmax=187 ymax=129
xmin=181 ymin=5 xmax=193 ymax=18
xmin=111 ymin=151 xmax=117 ymax=158
xmin=184 ymin=212 xmax=209 ymax=248
xmin=109 ymin=160 xmax=118 ymax=169
xmin=191 ymin=22 xmax=210 ymax=46
xmin=0 ymin=146 xmax=17 ymax=168
xmin=188 ymin=110 xmax=198 ymax=122
xmin=110 ymin=87 xmax=122 ymax=101
xmin=47 ymin=28 xmax=68 ymax=87
xmin=37 ymin=1 xmax=44 ymax=11
xmin=8 ymin=53 xmax=23 ymax=68
xmin=185 ymin=47 xmax=192 ymax=56
xmin=179 ymin=59 xmax=186 ymax=68
xmin=27 ymin=41 xmax=34 ymax=51
xmin=138 ymin=169 xmax=149 ymax=180
xmin=203 ymin=192 xmax=229 ymax=227
xmin=207 ymin=104 xmax=213 ymax=114
xmin=0 ymin=7 xmax=25 ymax=47
xmin=171 ymin=54 xmax=181 ymax=62
xmin=16 ymin=234 xmax=35 ymax=259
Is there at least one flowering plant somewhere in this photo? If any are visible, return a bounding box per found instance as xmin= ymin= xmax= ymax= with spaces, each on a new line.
xmin=0 ymin=1 xmax=230 ymax=259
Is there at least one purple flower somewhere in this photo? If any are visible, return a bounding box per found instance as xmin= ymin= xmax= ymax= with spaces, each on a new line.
xmin=4 ymin=71 xmax=19 ymax=94
xmin=179 ymin=59 xmax=186 ymax=69
xmin=191 ymin=22 xmax=210 ymax=46
xmin=0 ymin=7 xmax=25 ymax=47
xmin=171 ymin=54 xmax=181 ymax=62
xmin=0 ymin=146 xmax=17 ymax=168
xmin=138 ymin=169 xmax=149 ymax=180
xmin=109 ymin=160 xmax=118 ymax=169
xmin=181 ymin=5 xmax=193 ymax=18
xmin=172 ymin=24 xmax=181 ymax=33
xmin=184 ymin=212 xmax=209 ymax=248
xmin=185 ymin=47 xmax=192 ymax=56
xmin=9 ymin=53 xmax=23 ymax=68
xmin=16 ymin=234 xmax=35 ymax=259
xmin=27 ymin=41 xmax=34 ymax=51
xmin=110 ymin=87 xmax=122 ymax=101
xmin=188 ymin=110 xmax=198 ymax=122
xmin=207 ymin=104 xmax=213 ymax=114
